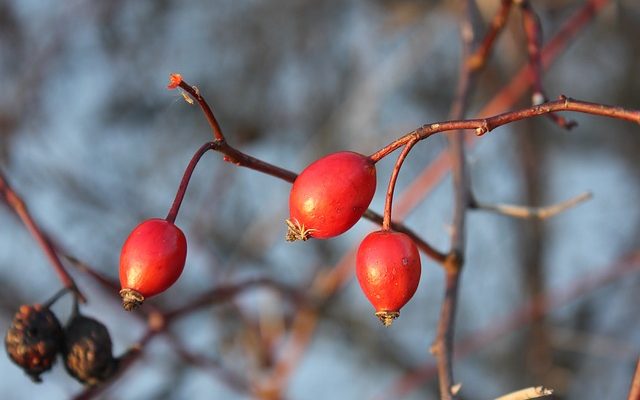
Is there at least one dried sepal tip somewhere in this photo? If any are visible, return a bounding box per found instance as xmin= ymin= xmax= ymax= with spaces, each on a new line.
xmin=167 ymin=73 xmax=183 ymax=89
xmin=375 ymin=311 xmax=400 ymax=327
xmin=119 ymin=289 xmax=144 ymax=311
xmin=285 ymin=219 xmax=315 ymax=242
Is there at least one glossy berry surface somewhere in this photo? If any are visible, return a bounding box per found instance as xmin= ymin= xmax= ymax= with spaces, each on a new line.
xmin=119 ymin=218 xmax=187 ymax=310
xmin=356 ymin=230 xmax=421 ymax=326
xmin=287 ymin=151 xmax=376 ymax=241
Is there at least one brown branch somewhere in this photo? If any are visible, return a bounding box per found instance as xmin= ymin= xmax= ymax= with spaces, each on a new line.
xmin=467 ymin=0 xmax=513 ymax=72
xmin=0 ymin=171 xmax=86 ymax=302
xmin=164 ymin=278 xmax=301 ymax=322
xmin=519 ymin=0 xmax=576 ymax=129
xmin=432 ymin=266 xmax=462 ymax=400
xmin=370 ymin=96 xmax=640 ymax=161
xmin=471 ymin=191 xmax=592 ymax=219
xmin=629 ymin=357 xmax=640 ymax=400
xmin=165 ymin=332 xmax=250 ymax=394
xmin=495 ymin=386 xmax=554 ymax=400
xmin=62 ymin=253 xmax=120 ymax=291
xmin=432 ymin=0 xmax=514 ymax=396
xmin=177 ymin=80 xmax=296 ymax=183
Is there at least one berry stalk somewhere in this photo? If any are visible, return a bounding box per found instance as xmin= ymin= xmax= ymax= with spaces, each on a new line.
xmin=382 ymin=138 xmax=418 ymax=231
xmin=165 ymin=141 xmax=216 ymax=224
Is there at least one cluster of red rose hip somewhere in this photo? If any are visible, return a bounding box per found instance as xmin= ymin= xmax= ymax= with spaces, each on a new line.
xmin=120 ymin=149 xmax=421 ymax=327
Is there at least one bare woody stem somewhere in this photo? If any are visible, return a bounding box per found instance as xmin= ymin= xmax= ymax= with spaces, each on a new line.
xmin=520 ymin=0 xmax=576 ymax=128
xmin=467 ymin=0 xmax=513 ymax=72
xmin=166 ymin=141 xmax=216 ymax=224
xmin=382 ymin=137 xmax=419 ymax=231
xmin=471 ymin=191 xmax=592 ymax=219
xmin=0 ymin=172 xmax=86 ymax=302
xmin=178 ymin=79 xmax=296 ymax=183
xmin=370 ymin=97 xmax=640 ymax=162
xmin=177 ymin=82 xmax=225 ymax=142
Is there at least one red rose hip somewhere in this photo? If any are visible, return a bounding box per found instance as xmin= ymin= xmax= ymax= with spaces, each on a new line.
xmin=119 ymin=218 xmax=187 ymax=310
xmin=286 ymin=151 xmax=376 ymax=241
xmin=356 ymin=230 xmax=421 ymax=326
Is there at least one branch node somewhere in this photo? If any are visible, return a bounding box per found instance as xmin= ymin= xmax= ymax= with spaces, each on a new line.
xmin=474 ymin=121 xmax=490 ymax=136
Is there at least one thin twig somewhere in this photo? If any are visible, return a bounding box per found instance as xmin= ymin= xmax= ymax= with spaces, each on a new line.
xmin=467 ymin=0 xmax=513 ymax=72
xmin=471 ymin=191 xmax=592 ymax=219
xmin=432 ymin=1 xmax=478 ymax=397
xmin=164 ymin=278 xmax=301 ymax=322
xmin=62 ymin=254 xmax=120 ymax=291
xmin=0 ymin=171 xmax=86 ymax=302
xmin=519 ymin=1 xmax=576 ymax=129
xmin=495 ymin=386 xmax=554 ymax=400
xmin=369 ymin=97 xmax=640 ymax=161
xmin=165 ymin=332 xmax=250 ymax=394
xmin=166 ymin=141 xmax=216 ymax=223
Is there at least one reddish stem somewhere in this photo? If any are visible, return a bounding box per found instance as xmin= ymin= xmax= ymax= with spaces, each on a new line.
xmin=369 ymin=97 xmax=640 ymax=162
xmin=467 ymin=0 xmax=513 ymax=72
xmin=382 ymin=138 xmax=418 ymax=231
xmin=166 ymin=141 xmax=216 ymax=224
xmin=0 ymin=172 xmax=86 ymax=302
xmin=177 ymin=82 xmax=225 ymax=142
xmin=520 ymin=1 xmax=576 ymax=129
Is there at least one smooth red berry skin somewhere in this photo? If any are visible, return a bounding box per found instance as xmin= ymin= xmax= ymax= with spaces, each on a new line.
xmin=288 ymin=151 xmax=376 ymax=240
xmin=356 ymin=230 xmax=421 ymax=326
xmin=119 ymin=219 xmax=187 ymax=308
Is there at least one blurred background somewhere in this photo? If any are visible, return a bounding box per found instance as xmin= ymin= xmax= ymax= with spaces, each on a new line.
xmin=0 ymin=0 xmax=639 ymax=399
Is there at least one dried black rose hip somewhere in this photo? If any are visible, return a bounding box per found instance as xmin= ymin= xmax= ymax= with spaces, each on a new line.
xmin=63 ymin=314 xmax=117 ymax=386
xmin=5 ymin=304 xmax=64 ymax=382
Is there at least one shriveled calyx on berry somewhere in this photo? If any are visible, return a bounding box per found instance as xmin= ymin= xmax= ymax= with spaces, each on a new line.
xmin=356 ymin=230 xmax=422 ymax=327
xmin=287 ymin=151 xmax=377 ymax=241
xmin=62 ymin=314 xmax=117 ymax=386
xmin=5 ymin=304 xmax=64 ymax=382
xmin=119 ymin=218 xmax=187 ymax=311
